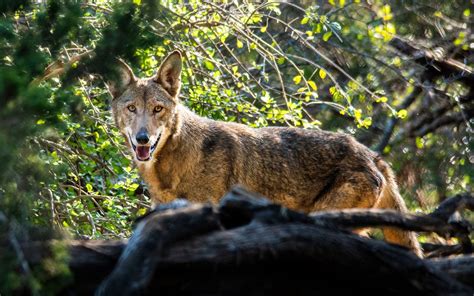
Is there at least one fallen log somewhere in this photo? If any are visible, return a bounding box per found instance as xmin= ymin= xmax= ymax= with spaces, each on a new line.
xmin=429 ymin=255 xmax=474 ymax=289
xmin=17 ymin=187 xmax=474 ymax=295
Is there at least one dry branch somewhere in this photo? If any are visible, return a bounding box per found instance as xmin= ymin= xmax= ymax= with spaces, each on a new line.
xmin=390 ymin=37 xmax=474 ymax=85
xmin=30 ymin=50 xmax=94 ymax=86
xmin=376 ymin=37 xmax=474 ymax=149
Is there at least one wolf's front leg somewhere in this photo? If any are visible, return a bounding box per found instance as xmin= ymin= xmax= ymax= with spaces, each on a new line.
xmin=148 ymin=189 xmax=178 ymax=208
xmin=145 ymin=173 xmax=181 ymax=206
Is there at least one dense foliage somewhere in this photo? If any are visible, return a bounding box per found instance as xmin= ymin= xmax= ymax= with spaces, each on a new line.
xmin=0 ymin=0 xmax=472 ymax=293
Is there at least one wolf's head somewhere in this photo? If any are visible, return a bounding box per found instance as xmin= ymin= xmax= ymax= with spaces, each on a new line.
xmin=108 ymin=51 xmax=182 ymax=162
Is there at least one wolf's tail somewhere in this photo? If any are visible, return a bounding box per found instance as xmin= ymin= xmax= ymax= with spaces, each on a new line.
xmin=375 ymin=159 xmax=423 ymax=257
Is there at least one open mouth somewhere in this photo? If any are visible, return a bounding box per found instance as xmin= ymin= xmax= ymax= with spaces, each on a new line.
xmin=129 ymin=134 xmax=160 ymax=161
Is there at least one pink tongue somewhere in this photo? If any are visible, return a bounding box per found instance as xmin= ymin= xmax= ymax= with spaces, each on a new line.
xmin=136 ymin=146 xmax=151 ymax=160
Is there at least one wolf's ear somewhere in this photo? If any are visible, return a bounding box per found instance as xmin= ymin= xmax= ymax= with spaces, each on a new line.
xmin=106 ymin=59 xmax=135 ymax=98
xmin=154 ymin=51 xmax=182 ymax=97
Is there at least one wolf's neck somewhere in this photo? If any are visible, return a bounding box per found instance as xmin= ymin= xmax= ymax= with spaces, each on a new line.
xmin=165 ymin=104 xmax=207 ymax=154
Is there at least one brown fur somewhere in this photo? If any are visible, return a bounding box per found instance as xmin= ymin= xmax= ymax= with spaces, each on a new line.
xmin=108 ymin=51 xmax=422 ymax=256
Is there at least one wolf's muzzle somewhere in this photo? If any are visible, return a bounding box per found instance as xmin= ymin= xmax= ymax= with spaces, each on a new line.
xmin=136 ymin=128 xmax=149 ymax=145
xmin=128 ymin=132 xmax=160 ymax=161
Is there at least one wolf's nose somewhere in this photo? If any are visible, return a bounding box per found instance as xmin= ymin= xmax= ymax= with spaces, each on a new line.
xmin=136 ymin=129 xmax=149 ymax=144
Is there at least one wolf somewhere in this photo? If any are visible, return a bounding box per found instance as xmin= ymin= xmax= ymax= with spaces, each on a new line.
xmin=107 ymin=50 xmax=421 ymax=256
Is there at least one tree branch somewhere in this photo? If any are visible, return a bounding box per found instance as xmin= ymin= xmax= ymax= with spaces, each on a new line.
xmin=390 ymin=37 xmax=474 ymax=85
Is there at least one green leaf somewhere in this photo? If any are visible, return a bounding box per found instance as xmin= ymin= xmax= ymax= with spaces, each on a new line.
xmin=307 ymin=80 xmax=317 ymax=91
xmin=376 ymin=96 xmax=388 ymax=103
xmin=100 ymin=140 xmax=111 ymax=150
xmin=416 ymin=137 xmax=424 ymax=149
xmin=354 ymin=108 xmax=362 ymax=120
xmin=129 ymin=183 xmax=139 ymax=191
xmin=319 ymin=69 xmax=327 ymax=79
xmin=86 ymin=183 xmax=93 ymax=193
xmin=297 ymin=87 xmax=307 ymax=93
xmin=301 ymin=17 xmax=310 ymax=25
xmin=277 ymin=57 xmax=285 ymax=65
xmin=204 ymin=60 xmax=214 ymax=70
xmin=397 ymin=109 xmax=408 ymax=119
xmin=236 ymin=39 xmax=244 ymax=48
xmin=361 ymin=117 xmax=372 ymax=128
xmin=260 ymin=26 xmax=267 ymax=33
xmin=293 ymin=75 xmax=302 ymax=85
xmin=313 ymin=23 xmax=322 ymax=33
xmin=323 ymin=31 xmax=332 ymax=41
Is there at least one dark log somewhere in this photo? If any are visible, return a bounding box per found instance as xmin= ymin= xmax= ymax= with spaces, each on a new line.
xmin=222 ymin=187 xmax=473 ymax=252
xmin=429 ymin=255 xmax=474 ymax=289
xmin=17 ymin=187 xmax=474 ymax=295
xmin=96 ymin=203 xmax=221 ymax=295
xmin=22 ymin=225 xmax=472 ymax=295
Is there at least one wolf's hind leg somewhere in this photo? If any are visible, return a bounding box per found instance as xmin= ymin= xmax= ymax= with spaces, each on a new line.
xmin=311 ymin=172 xmax=380 ymax=211
xmin=373 ymin=184 xmax=423 ymax=257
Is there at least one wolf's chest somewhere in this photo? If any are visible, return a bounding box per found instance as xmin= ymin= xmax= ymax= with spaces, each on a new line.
xmin=136 ymin=158 xmax=231 ymax=204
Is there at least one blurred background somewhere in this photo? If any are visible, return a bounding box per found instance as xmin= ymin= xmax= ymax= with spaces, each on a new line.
xmin=0 ymin=0 xmax=472 ymax=293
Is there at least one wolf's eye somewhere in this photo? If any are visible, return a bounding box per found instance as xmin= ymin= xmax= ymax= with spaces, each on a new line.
xmin=154 ymin=106 xmax=163 ymax=113
xmin=127 ymin=105 xmax=136 ymax=112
